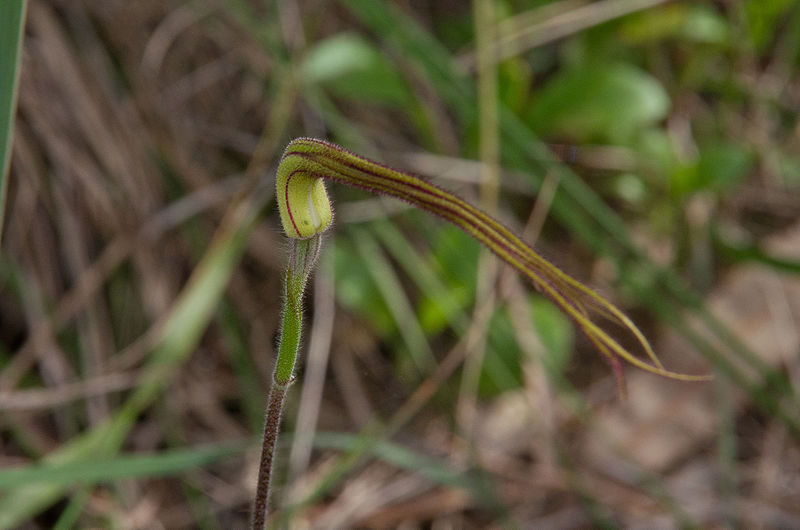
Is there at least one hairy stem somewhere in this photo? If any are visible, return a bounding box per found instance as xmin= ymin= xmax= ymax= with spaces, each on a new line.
xmin=251 ymin=237 xmax=320 ymax=529
xmin=251 ymin=384 xmax=287 ymax=530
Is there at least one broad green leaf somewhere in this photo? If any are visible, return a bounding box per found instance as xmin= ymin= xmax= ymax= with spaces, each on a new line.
xmin=679 ymin=6 xmax=731 ymax=44
xmin=525 ymin=63 xmax=670 ymax=143
xmin=671 ymin=143 xmax=755 ymax=197
xmin=302 ymin=33 xmax=413 ymax=106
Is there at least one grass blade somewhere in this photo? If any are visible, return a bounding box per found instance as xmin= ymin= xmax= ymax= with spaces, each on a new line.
xmin=0 ymin=0 xmax=27 ymax=242
xmin=0 ymin=439 xmax=249 ymax=489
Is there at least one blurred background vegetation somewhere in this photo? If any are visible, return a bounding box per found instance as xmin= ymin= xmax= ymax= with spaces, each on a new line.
xmin=1 ymin=0 xmax=800 ymax=527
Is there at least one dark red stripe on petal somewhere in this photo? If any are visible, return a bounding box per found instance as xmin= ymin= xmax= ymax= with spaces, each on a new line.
xmin=284 ymin=170 xmax=303 ymax=238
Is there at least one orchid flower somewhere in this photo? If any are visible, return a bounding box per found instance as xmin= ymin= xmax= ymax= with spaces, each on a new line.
xmin=253 ymin=137 xmax=709 ymax=528
xmin=276 ymin=137 xmax=709 ymax=383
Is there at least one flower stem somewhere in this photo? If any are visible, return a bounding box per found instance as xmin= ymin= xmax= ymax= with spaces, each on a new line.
xmin=251 ymin=383 xmax=287 ymax=530
xmin=251 ymin=237 xmax=321 ymax=529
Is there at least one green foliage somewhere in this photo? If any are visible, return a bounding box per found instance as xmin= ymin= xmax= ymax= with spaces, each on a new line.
xmin=0 ymin=440 xmax=248 ymax=489
xmin=302 ymin=33 xmax=413 ymax=107
xmin=418 ymin=225 xmax=480 ymax=333
xmin=482 ymin=307 xmax=524 ymax=395
xmin=416 ymin=236 xmax=477 ymax=333
xmin=672 ymin=143 xmax=756 ymax=197
xmin=744 ymin=0 xmax=796 ymax=52
xmin=530 ymin=296 xmax=574 ymax=377
xmin=0 ymin=0 xmax=26 ymax=241
xmin=525 ymin=63 xmax=670 ymax=143
xmin=333 ymin=237 xmax=394 ymax=334
xmin=678 ymin=5 xmax=731 ymax=44
xmin=620 ymin=4 xmax=730 ymax=44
